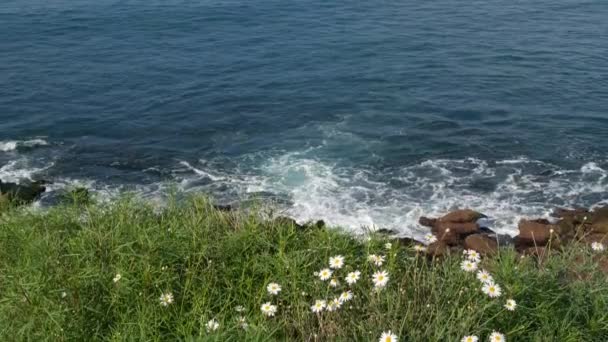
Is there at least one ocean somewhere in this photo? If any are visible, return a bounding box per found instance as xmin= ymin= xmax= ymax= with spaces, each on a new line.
xmin=1 ymin=0 xmax=607 ymax=239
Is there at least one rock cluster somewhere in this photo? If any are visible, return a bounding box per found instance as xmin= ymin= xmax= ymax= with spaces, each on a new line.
xmin=0 ymin=179 xmax=47 ymax=205
xmin=415 ymin=206 xmax=608 ymax=258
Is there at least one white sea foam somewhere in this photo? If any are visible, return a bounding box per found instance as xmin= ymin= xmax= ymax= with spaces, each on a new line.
xmin=0 ymin=139 xmax=48 ymax=152
xmin=175 ymin=154 xmax=608 ymax=241
xmin=0 ymin=159 xmax=54 ymax=183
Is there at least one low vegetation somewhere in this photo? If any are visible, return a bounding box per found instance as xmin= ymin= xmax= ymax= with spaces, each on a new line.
xmin=1 ymin=195 xmax=607 ymax=341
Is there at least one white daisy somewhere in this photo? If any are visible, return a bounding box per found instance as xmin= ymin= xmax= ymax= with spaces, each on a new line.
xmin=237 ymin=316 xmax=248 ymax=330
xmin=206 ymin=319 xmax=219 ymax=332
xmin=461 ymin=336 xmax=478 ymax=342
xmin=385 ymin=242 xmax=393 ymax=250
xmin=159 ymin=292 xmax=174 ymax=307
xmin=504 ymin=299 xmax=517 ymax=311
xmin=318 ymin=268 xmax=333 ymax=281
xmin=413 ymin=245 xmax=427 ymax=253
xmin=339 ymin=290 xmax=354 ymax=303
xmin=489 ymin=331 xmax=505 ymax=342
xmin=372 ymin=270 xmax=390 ymax=288
xmin=482 ymin=283 xmax=502 ymax=298
xmin=311 ymin=299 xmax=326 ymax=313
xmin=113 ymin=273 xmax=122 ymax=283
xmin=591 ymin=242 xmax=605 ymax=252
xmin=260 ymin=302 xmax=277 ymax=317
xmin=465 ymin=249 xmax=481 ymax=262
xmin=329 ymin=255 xmax=345 ymax=269
xmin=476 ymin=270 xmax=493 ymax=284
xmin=266 ymin=282 xmax=281 ymax=295
xmin=329 ymin=278 xmax=340 ymax=288
xmin=368 ymin=254 xmax=386 ymax=267
xmin=379 ymin=330 xmax=398 ymax=342
xmin=460 ymin=260 xmax=478 ymax=272
xmin=327 ymin=298 xmax=342 ymax=312
xmin=346 ymin=270 xmax=361 ymax=285
xmin=235 ymin=305 xmax=245 ymax=312
xmin=424 ymin=233 xmax=438 ymax=244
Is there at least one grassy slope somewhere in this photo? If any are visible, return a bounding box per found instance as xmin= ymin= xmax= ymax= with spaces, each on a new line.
xmin=0 ymin=196 xmax=607 ymax=341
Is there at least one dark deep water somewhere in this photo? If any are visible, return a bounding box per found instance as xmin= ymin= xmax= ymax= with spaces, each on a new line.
xmin=1 ymin=0 xmax=607 ymax=237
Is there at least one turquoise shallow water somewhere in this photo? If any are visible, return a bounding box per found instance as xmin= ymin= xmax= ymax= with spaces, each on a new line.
xmin=1 ymin=0 xmax=607 ymax=237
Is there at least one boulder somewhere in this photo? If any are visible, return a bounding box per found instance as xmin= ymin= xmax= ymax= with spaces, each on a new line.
xmin=517 ymin=219 xmax=554 ymax=244
xmin=591 ymin=205 xmax=608 ymax=221
xmin=439 ymin=209 xmax=486 ymax=223
xmin=551 ymin=207 xmax=589 ymax=220
xmin=432 ymin=226 xmax=462 ymax=245
xmin=213 ymin=204 xmax=234 ymax=212
xmin=397 ymin=237 xmax=418 ymax=246
xmin=273 ymin=216 xmax=303 ymax=229
xmin=426 ymin=241 xmax=449 ymax=258
xmin=590 ymin=220 xmax=608 ymax=234
xmin=0 ymin=179 xmax=47 ymax=204
xmin=432 ymin=221 xmax=480 ymax=235
xmin=585 ymin=233 xmax=608 ymax=244
xmin=522 ymin=246 xmax=550 ymax=259
xmin=464 ymin=234 xmax=498 ymax=255
xmin=418 ymin=216 xmax=437 ymax=227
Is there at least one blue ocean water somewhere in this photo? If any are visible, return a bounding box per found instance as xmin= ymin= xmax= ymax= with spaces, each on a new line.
xmin=1 ymin=0 xmax=607 ymax=237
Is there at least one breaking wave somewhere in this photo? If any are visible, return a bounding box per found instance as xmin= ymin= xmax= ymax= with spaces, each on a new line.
xmin=0 ymin=139 xmax=48 ymax=152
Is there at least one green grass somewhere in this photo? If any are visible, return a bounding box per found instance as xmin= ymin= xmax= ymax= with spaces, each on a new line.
xmin=0 ymin=195 xmax=607 ymax=341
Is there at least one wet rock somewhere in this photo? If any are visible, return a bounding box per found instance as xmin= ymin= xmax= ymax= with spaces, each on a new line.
xmin=591 ymin=205 xmax=608 ymax=221
xmin=552 ymin=207 xmax=589 ymax=219
xmin=432 ymin=226 xmax=461 ymax=245
xmin=517 ymin=219 xmax=555 ymax=244
xmin=439 ymin=209 xmax=486 ymax=223
xmin=530 ymin=218 xmax=552 ymax=225
xmin=590 ymin=220 xmax=608 ymax=234
xmin=377 ymin=228 xmax=398 ymax=235
xmin=0 ymin=179 xmax=47 ymax=204
xmin=273 ymin=216 xmax=303 ymax=229
xmin=585 ymin=233 xmax=608 ymax=244
xmin=213 ymin=204 xmax=233 ymax=212
xmin=432 ymin=221 xmax=480 ymax=235
xmin=464 ymin=234 xmax=498 ymax=255
xmin=418 ymin=216 xmax=437 ymax=227
xmin=522 ymin=246 xmax=550 ymax=259
xmin=426 ymin=241 xmax=449 ymax=258
xmin=398 ymin=237 xmax=418 ymax=247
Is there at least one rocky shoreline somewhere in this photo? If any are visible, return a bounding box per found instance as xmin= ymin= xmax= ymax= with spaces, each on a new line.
xmin=411 ymin=207 xmax=607 ymax=259
xmin=1 ymin=178 xmax=606 ymax=260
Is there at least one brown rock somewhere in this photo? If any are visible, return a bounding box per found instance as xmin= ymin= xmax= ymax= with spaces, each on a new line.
xmin=431 ymin=226 xmax=463 ymax=246
xmin=418 ymin=216 xmax=437 ymax=227
xmin=590 ymin=218 xmax=608 ymax=234
xmin=517 ymin=219 xmax=555 ymax=244
xmin=552 ymin=207 xmax=589 ymax=219
xmin=398 ymin=237 xmax=418 ymax=246
xmin=585 ymin=233 xmax=608 ymax=244
xmin=432 ymin=221 xmax=480 ymax=235
xmin=439 ymin=209 xmax=486 ymax=223
xmin=464 ymin=234 xmax=498 ymax=255
xmin=591 ymin=205 xmax=608 ymax=221
xmin=530 ymin=218 xmax=551 ymax=225
xmin=426 ymin=241 xmax=449 ymax=258
xmin=522 ymin=246 xmax=550 ymax=259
